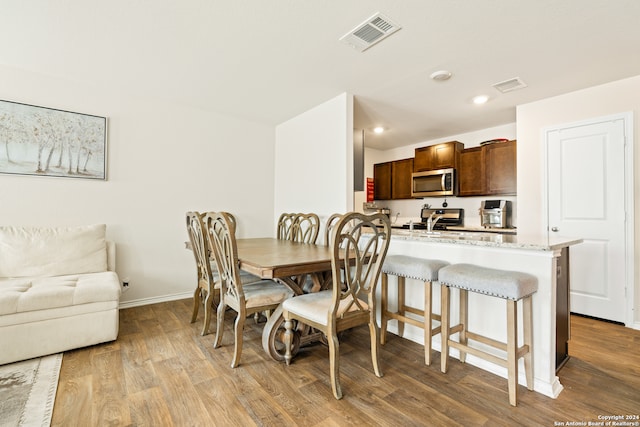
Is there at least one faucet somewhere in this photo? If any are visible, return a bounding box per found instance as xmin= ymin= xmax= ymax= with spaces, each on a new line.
xmin=427 ymin=212 xmax=444 ymax=232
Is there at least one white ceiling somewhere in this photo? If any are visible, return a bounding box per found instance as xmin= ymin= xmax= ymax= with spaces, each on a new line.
xmin=1 ymin=1 xmax=639 ymax=150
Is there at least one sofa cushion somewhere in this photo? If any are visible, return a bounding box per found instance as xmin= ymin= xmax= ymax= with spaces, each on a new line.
xmin=0 ymin=224 xmax=107 ymax=278
xmin=0 ymin=272 xmax=121 ymax=317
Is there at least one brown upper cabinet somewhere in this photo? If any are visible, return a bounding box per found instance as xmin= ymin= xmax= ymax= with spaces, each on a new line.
xmin=391 ymin=158 xmax=414 ymax=199
xmin=373 ymin=162 xmax=391 ymax=200
xmin=458 ymin=140 xmax=517 ymax=196
xmin=414 ymin=141 xmax=464 ymax=172
xmin=486 ymin=140 xmax=517 ymax=195
xmin=458 ymin=146 xmax=485 ymax=196
xmin=373 ymin=158 xmax=414 ymax=200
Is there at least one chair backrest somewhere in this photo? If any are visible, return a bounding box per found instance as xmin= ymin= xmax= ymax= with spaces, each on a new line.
xmin=324 ymin=213 xmax=342 ymax=247
xmin=277 ymin=212 xmax=320 ymax=243
xmin=204 ymin=211 xmax=244 ymax=303
xmin=186 ymin=211 xmax=213 ymax=285
xmin=277 ymin=213 xmax=298 ymax=240
xmin=291 ymin=213 xmax=320 ymax=244
xmin=329 ymin=212 xmax=391 ymax=318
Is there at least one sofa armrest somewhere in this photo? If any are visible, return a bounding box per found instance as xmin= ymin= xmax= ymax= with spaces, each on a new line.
xmin=107 ymin=241 xmax=116 ymax=272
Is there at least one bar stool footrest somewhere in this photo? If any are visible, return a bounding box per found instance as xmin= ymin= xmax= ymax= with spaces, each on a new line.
xmin=448 ymin=336 xmax=531 ymax=367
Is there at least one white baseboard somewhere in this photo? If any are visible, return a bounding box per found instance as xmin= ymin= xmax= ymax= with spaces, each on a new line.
xmin=119 ymin=291 xmax=192 ymax=309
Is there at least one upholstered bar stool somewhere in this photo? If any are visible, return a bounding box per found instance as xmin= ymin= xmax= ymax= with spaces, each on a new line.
xmin=438 ymin=263 xmax=538 ymax=406
xmin=381 ymin=255 xmax=450 ymax=365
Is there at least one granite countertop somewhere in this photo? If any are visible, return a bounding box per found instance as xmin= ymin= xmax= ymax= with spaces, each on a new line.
xmin=389 ymin=228 xmax=582 ymax=251
xmin=446 ymin=225 xmax=517 ymax=235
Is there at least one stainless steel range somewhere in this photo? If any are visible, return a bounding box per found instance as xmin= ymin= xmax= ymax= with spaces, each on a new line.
xmin=402 ymin=208 xmax=464 ymax=230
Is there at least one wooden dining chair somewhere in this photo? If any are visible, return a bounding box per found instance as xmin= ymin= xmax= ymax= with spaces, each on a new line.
xmin=187 ymin=211 xmax=261 ymax=336
xmin=277 ymin=213 xmax=298 ymax=240
xmin=291 ymin=213 xmax=320 ymax=244
xmin=277 ymin=212 xmax=320 ymax=244
xmin=205 ymin=211 xmax=294 ymax=368
xmin=298 ymin=212 xmax=342 ymax=294
xmin=323 ymin=213 xmax=342 ymax=246
xmin=282 ymin=212 xmax=392 ymax=399
xmin=186 ymin=211 xmax=220 ymax=336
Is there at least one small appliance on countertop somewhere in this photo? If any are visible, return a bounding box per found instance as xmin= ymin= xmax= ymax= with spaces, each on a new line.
xmin=480 ymin=200 xmax=512 ymax=229
xmin=363 ymin=202 xmax=390 ymax=225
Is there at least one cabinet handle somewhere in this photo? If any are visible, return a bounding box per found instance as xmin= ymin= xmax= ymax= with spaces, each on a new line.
xmin=551 ymin=227 xmax=559 ymax=232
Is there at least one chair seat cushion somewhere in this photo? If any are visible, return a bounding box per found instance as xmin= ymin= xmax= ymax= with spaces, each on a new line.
xmin=438 ymin=263 xmax=538 ymax=301
xmin=242 ymin=280 xmax=294 ymax=309
xmin=382 ymin=255 xmax=449 ymax=281
xmin=240 ymin=270 xmax=262 ymax=284
xmin=209 ymin=262 xmax=261 ymax=285
xmin=282 ymin=290 xmax=367 ymax=326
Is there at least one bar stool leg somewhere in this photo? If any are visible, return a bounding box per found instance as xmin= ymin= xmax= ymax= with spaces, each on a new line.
xmin=440 ymin=284 xmax=450 ymax=373
xmin=459 ymin=289 xmax=468 ymax=363
xmin=380 ymin=273 xmax=389 ymax=345
xmin=507 ymin=299 xmax=518 ymax=406
xmin=397 ymin=276 xmax=406 ymax=338
xmin=523 ymin=296 xmax=534 ymax=391
xmin=424 ymin=280 xmax=433 ymax=365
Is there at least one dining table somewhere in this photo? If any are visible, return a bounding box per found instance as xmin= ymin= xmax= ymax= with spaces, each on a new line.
xmin=183 ymin=237 xmax=335 ymax=293
xmin=234 ymin=237 xmax=336 ymax=361
xmin=236 ymin=237 xmax=334 ymax=295
xmin=185 ymin=237 xmax=338 ymax=361
xmin=187 ymin=232 xmax=379 ymax=362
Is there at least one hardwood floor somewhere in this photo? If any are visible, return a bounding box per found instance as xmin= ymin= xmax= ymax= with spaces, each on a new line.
xmin=52 ymin=299 xmax=640 ymax=426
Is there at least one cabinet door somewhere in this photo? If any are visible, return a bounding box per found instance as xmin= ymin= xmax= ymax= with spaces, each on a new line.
xmin=413 ymin=146 xmax=432 ymax=172
xmin=373 ymin=162 xmax=392 ymax=200
xmin=392 ymin=158 xmax=414 ymax=199
xmin=486 ymin=140 xmax=516 ymax=195
xmin=414 ymin=141 xmax=463 ymax=172
xmin=458 ymin=147 xmax=485 ymax=196
xmin=432 ymin=141 xmax=463 ymax=170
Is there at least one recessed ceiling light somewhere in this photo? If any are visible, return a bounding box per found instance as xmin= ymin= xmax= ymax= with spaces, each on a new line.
xmin=472 ymin=95 xmax=489 ymax=105
xmin=430 ymin=70 xmax=452 ymax=81
xmin=373 ymin=127 xmax=384 ymax=134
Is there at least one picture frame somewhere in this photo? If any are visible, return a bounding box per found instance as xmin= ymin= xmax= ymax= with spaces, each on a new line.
xmin=0 ymin=99 xmax=107 ymax=180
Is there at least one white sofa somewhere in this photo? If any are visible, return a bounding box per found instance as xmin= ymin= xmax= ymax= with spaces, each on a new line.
xmin=0 ymin=224 xmax=121 ymax=365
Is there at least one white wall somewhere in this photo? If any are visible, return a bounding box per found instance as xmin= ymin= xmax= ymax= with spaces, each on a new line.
xmin=274 ymin=92 xmax=353 ymax=233
xmin=363 ymin=123 xmax=517 ymax=227
xmin=0 ymin=66 xmax=276 ymax=306
xmin=517 ymin=74 xmax=640 ymax=326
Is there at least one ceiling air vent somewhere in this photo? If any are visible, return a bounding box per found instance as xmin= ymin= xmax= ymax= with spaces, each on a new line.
xmin=340 ymin=13 xmax=402 ymax=52
xmin=492 ymin=77 xmax=528 ymax=93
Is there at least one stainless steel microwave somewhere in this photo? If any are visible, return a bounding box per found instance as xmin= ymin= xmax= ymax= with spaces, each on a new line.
xmin=411 ymin=168 xmax=457 ymax=197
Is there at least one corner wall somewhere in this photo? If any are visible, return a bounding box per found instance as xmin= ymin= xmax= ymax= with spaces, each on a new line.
xmin=0 ymin=66 xmax=276 ymax=306
xmin=274 ymin=93 xmax=353 ymax=233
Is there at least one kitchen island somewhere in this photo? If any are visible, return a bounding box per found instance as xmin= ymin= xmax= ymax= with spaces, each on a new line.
xmin=378 ymin=229 xmax=582 ymax=399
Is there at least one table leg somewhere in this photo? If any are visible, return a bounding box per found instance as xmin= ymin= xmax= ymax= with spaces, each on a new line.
xmin=262 ymin=304 xmax=301 ymax=361
xmin=262 ymin=271 xmax=332 ymax=362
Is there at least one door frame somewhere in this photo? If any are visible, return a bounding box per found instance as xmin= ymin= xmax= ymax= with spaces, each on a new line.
xmin=541 ymin=112 xmax=635 ymax=328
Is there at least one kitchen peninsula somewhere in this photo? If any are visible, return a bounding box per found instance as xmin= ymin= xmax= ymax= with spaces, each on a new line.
xmin=377 ymin=229 xmax=582 ymax=399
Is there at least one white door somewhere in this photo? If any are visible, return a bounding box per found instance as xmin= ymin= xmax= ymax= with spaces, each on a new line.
xmin=546 ymin=115 xmax=630 ymax=323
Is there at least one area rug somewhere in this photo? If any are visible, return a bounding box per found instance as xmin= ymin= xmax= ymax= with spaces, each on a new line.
xmin=0 ymin=354 xmax=63 ymax=427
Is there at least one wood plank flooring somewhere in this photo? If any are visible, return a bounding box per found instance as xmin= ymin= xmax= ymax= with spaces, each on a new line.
xmin=51 ymin=299 xmax=640 ymax=426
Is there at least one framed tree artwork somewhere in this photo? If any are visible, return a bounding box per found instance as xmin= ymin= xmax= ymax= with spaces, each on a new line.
xmin=0 ymin=99 xmax=107 ymax=180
